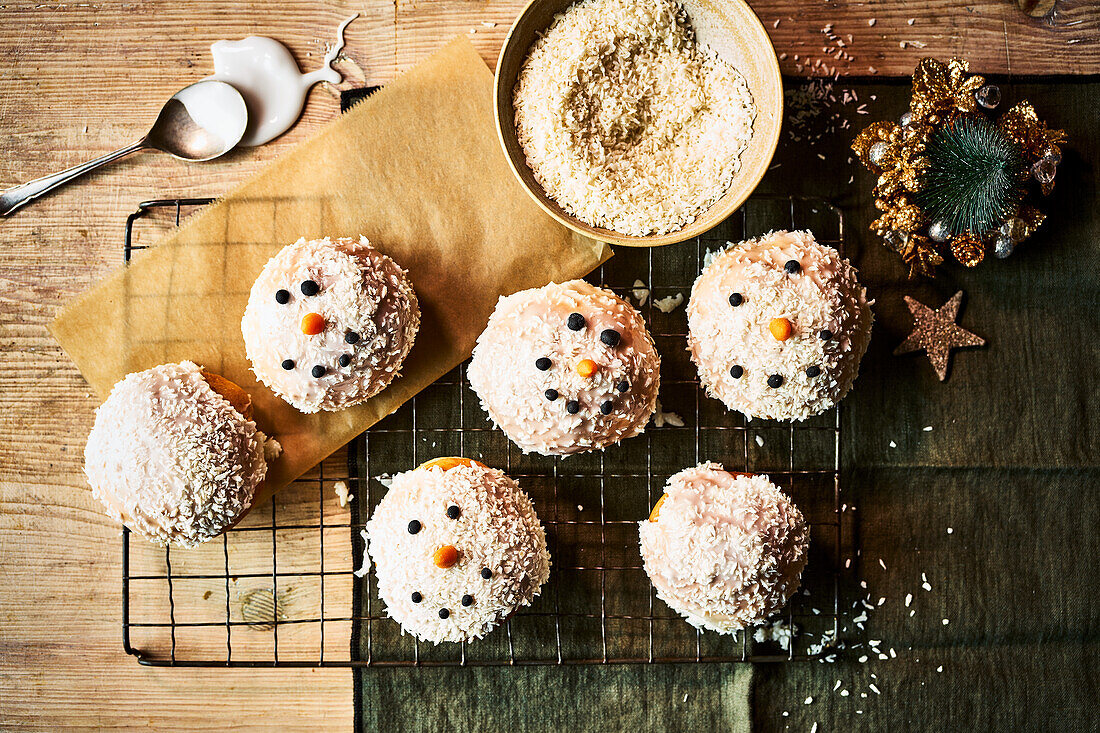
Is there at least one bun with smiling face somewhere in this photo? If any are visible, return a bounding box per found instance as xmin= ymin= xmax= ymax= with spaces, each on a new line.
xmin=241 ymin=236 xmax=419 ymax=414
xmin=365 ymin=458 xmax=551 ymax=644
xmin=688 ymin=230 xmax=873 ymax=421
xmin=468 ymin=280 xmax=660 ymax=456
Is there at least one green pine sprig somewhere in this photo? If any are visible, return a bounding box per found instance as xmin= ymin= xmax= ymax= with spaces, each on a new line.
xmin=915 ymin=115 xmax=1026 ymax=236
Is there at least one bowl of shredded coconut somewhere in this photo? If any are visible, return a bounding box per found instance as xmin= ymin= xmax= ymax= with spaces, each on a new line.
xmin=496 ymin=0 xmax=782 ymax=246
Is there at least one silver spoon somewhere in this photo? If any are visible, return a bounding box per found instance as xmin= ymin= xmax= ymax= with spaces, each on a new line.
xmin=0 ymin=80 xmax=248 ymax=216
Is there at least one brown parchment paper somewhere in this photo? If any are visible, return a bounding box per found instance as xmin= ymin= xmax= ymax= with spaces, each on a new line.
xmin=50 ymin=37 xmax=612 ymax=503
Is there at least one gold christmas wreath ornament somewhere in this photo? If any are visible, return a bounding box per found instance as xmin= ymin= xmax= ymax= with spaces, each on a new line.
xmin=852 ymin=58 xmax=1066 ymax=278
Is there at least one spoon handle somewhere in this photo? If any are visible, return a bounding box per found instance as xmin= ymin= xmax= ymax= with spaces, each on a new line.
xmin=0 ymin=139 xmax=148 ymax=216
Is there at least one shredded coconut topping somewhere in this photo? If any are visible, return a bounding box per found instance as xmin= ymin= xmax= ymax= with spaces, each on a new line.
xmin=639 ymin=463 xmax=809 ymax=633
xmin=512 ymin=0 xmax=756 ymax=236
xmin=365 ymin=463 xmax=551 ymax=644
xmin=83 ymin=361 xmax=267 ymax=547
xmin=241 ymin=236 xmax=420 ymax=413
xmin=468 ymin=280 xmax=660 ymax=456
xmin=687 ymin=230 xmax=873 ymax=421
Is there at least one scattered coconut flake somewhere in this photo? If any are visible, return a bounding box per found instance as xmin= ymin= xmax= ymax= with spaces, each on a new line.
xmin=907 ymin=18 xmax=915 ymax=24
xmin=869 ymin=683 xmax=881 ymax=694
xmin=879 ymin=559 xmax=886 ymax=570
xmin=804 ymin=696 xmax=813 ymax=705
xmin=811 ymin=724 xmax=818 ymax=733
xmin=632 ymin=279 xmax=650 ymax=306
xmin=858 ymin=655 xmax=868 ymax=663
xmin=653 ymin=292 xmax=685 ymax=313
xmin=376 ymin=473 xmax=394 ymax=488
xmin=937 ymin=665 xmax=943 ymax=672
xmin=755 ymin=434 xmax=765 ymax=447
xmin=833 ymin=680 xmax=842 ymax=691
xmin=753 ymin=618 xmax=795 ymax=651
xmin=480 ymin=20 xmax=496 ymax=27
xmin=683 ymin=693 xmax=689 ymax=703
xmin=923 ymin=425 xmax=933 ymax=432
xmin=905 ymin=593 xmax=913 ymax=607
xmin=867 ymin=18 xmax=876 ymax=26
xmin=840 ymin=689 xmax=850 ymax=697
xmin=577 ymin=504 xmax=584 ymax=512
xmin=947 ymin=527 xmax=953 ymax=534
xmin=333 ymin=480 xmax=354 ymax=508
xmin=652 ymin=400 xmax=685 ymax=428
xmin=889 ymin=440 xmax=897 ymax=448
xmin=942 ymin=618 xmax=949 ymax=625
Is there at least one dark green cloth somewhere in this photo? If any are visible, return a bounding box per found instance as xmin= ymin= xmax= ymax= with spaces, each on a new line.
xmin=355 ymin=79 xmax=1099 ymax=731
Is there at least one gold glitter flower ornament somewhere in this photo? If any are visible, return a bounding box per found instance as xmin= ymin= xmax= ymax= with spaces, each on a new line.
xmin=853 ymin=58 xmax=1066 ymax=277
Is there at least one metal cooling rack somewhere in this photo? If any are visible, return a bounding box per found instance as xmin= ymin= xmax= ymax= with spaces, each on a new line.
xmin=121 ymin=195 xmax=844 ymax=667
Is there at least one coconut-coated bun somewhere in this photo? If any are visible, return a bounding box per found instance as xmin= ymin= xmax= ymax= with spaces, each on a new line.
xmin=241 ymin=236 xmax=420 ymax=414
xmin=83 ymin=361 xmax=268 ymax=547
xmin=365 ymin=459 xmax=551 ymax=644
xmin=688 ymin=230 xmax=873 ymax=421
xmin=468 ymin=280 xmax=660 ymax=455
xmin=638 ymin=463 xmax=809 ymax=633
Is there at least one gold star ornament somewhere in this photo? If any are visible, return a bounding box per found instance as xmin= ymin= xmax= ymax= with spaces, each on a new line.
xmin=893 ymin=290 xmax=986 ymax=381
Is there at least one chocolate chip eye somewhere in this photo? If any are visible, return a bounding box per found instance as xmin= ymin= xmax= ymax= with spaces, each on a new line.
xmin=565 ymin=400 xmax=580 ymax=414
xmin=819 ymin=329 xmax=833 ymax=341
xmin=784 ymin=260 xmax=801 ymax=274
xmin=275 ymin=289 xmax=290 ymax=304
xmin=438 ymin=608 xmax=450 ymax=619
xmin=461 ymin=594 xmax=474 ymax=607
xmin=311 ymin=365 xmax=326 ymax=378
xmin=338 ymin=354 xmax=351 ymax=368
xmin=767 ymin=374 xmax=784 ymax=388
xmin=535 ymin=357 xmax=551 ymax=371
xmin=600 ymin=400 xmax=614 ymax=415
xmin=281 ymin=359 xmax=295 ymax=371
xmin=411 ymin=592 xmax=423 ymax=603
xmin=408 ymin=520 xmax=421 ymax=534
xmin=545 ymin=389 xmax=559 ymax=401
xmin=616 ymin=381 xmax=629 ymax=393
xmin=300 ymin=280 xmax=320 ymax=296
xmin=345 ymin=331 xmax=360 ymax=344
xmin=728 ymin=292 xmax=743 ymax=307
xmin=446 ymin=505 xmax=461 ymax=520
xmin=600 ymin=329 xmax=621 ymax=347
xmin=566 ymin=312 xmax=586 ymax=331
xmin=730 ymin=365 xmax=744 ymax=379
xmin=806 ymin=365 xmax=821 ymax=378
xmin=481 ymin=567 xmax=493 ymax=579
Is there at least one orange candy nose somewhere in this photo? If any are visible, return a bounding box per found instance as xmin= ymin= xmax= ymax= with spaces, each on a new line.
xmin=433 ymin=545 xmax=459 ymax=569
xmin=575 ymin=359 xmax=598 ymax=378
xmin=769 ymin=317 xmax=793 ymax=341
xmin=301 ymin=312 xmax=326 ymax=335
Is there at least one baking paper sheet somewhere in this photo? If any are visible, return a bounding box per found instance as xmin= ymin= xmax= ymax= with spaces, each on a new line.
xmin=51 ymin=37 xmax=612 ymax=502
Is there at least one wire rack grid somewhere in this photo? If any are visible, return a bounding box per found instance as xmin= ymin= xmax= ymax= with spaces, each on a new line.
xmin=121 ymin=195 xmax=844 ymax=668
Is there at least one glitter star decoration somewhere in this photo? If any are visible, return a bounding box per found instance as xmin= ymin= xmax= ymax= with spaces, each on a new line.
xmin=893 ymin=290 xmax=985 ymax=381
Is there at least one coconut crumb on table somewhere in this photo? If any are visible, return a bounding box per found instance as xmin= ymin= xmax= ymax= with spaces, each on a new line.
xmin=652 ymin=400 xmax=685 ymax=428
xmin=513 ymin=0 xmax=756 ymax=236
xmin=653 ymin=292 xmax=684 ymax=313
xmin=632 ymin=279 xmax=650 ymax=306
xmin=333 ymin=480 xmax=354 ymax=507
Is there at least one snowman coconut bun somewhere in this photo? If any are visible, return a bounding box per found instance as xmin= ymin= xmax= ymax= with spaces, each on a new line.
xmin=241 ymin=236 xmax=419 ymax=414
xmin=688 ymin=230 xmax=873 ymax=421
xmin=365 ymin=458 xmax=551 ymax=644
xmin=468 ymin=280 xmax=660 ymax=456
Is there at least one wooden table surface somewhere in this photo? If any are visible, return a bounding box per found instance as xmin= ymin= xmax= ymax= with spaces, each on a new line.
xmin=0 ymin=0 xmax=1094 ymax=728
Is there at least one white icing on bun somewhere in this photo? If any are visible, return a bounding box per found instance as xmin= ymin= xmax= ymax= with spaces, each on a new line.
xmin=468 ymin=280 xmax=660 ymax=455
xmin=241 ymin=236 xmax=419 ymax=413
xmin=639 ymin=463 xmax=809 ymax=633
xmin=688 ymin=230 xmax=873 ymax=421
xmin=365 ymin=459 xmax=551 ymax=644
xmin=83 ymin=361 xmax=267 ymax=547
